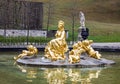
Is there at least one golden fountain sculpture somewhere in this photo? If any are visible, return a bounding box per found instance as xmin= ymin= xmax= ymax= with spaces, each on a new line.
xmin=69 ymin=40 xmax=101 ymax=63
xmin=14 ymin=20 xmax=101 ymax=64
xmin=44 ymin=20 xmax=101 ymax=63
xmin=44 ymin=20 xmax=68 ymax=61
xmin=14 ymin=45 xmax=38 ymax=61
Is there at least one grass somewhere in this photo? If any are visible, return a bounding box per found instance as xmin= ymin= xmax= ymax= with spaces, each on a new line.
xmin=86 ymin=21 xmax=120 ymax=42
xmin=88 ymin=35 xmax=120 ymax=42
xmin=48 ymin=21 xmax=120 ymax=42
xmin=0 ymin=36 xmax=52 ymax=44
xmin=86 ymin=21 xmax=120 ymax=36
xmin=32 ymin=0 xmax=120 ymax=43
xmin=0 ymin=21 xmax=120 ymax=43
xmin=1 ymin=0 xmax=120 ymax=43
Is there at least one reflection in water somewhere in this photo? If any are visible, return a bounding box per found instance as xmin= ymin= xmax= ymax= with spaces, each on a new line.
xmin=44 ymin=68 xmax=102 ymax=84
xmin=16 ymin=64 xmax=37 ymax=82
xmin=44 ymin=68 xmax=67 ymax=84
xmin=16 ymin=64 xmax=103 ymax=84
xmin=68 ymin=69 xmax=81 ymax=83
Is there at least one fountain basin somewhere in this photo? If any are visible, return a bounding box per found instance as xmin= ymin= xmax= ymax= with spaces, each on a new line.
xmin=16 ymin=55 xmax=115 ymax=68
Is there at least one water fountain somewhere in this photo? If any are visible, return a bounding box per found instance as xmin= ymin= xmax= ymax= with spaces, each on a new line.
xmin=15 ymin=19 xmax=115 ymax=67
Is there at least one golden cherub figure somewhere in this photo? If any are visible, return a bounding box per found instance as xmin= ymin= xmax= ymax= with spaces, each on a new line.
xmin=69 ymin=40 xmax=101 ymax=63
xmin=69 ymin=41 xmax=85 ymax=63
xmin=81 ymin=40 xmax=101 ymax=59
xmin=14 ymin=45 xmax=38 ymax=61
xmin=44 ymin=20 xmax=68 ymax=61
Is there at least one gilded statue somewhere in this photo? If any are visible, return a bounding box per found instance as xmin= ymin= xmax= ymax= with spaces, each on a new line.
xmin=69 ymin=40 xmax=101 ymax=63
xmin=81 ymin=40 xmax=101 ymax=59
xmin=14 ymin=45 xmax=38 ymax=61
xmin=69 ymin=41 xmax=85 ymax=63
xmin=44 ymin=20 xmax=68 ymax=61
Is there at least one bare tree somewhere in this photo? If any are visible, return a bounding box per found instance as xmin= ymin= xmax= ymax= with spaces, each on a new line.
xmin=45 ymin=0 xmax=55 ymax=31
xmin=60 ymin=0 xmax=78 ymax=43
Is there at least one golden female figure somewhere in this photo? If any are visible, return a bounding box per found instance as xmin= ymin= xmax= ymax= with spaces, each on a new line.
xmin=45 ymin=20 xmax=68 ymax=61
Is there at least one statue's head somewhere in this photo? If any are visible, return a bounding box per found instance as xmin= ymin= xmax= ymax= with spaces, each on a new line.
xmin=58 ymin=20 xmax=64 ymax=30
xmin=73 ymin=43 xmax=79 ymax=49
xmin=82 ymin=40 xmax=93 ymax=46
xmin=80 ymin=11 xmax=84 ymax=17
xmin=27 ymin=45 xmax=34 ymax=50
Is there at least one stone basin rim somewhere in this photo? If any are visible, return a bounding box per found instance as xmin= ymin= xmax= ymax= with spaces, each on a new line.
xmin=16 ymin=57 xmax=115 ymax=68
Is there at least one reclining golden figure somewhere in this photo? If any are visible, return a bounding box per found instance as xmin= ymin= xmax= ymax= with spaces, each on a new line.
xmin=44 ymin=20 xmax=68 ymax=61
xmin=14 ymin=45 xmax=38 ymax=61
xmin=81 ymin=40 xmax=101 ymax=59
xmin=69 ymin=40 xmax=101 ymax=63
xmin=69 ymin=42 xmax=85 ymax=64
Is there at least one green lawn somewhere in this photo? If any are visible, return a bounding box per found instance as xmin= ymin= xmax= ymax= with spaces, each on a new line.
xmin=86 ymin=21 xmax=120 ymax=42
xmin=0 ymin=21 xmax=120 ymax=43
xmin=67 ymin=21 xmax=120 ymax=42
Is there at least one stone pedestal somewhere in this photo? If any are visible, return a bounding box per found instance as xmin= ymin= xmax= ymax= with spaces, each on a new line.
xmin=16 ymin=55 xmax=115 ymax=68
xmin=78 ymin=27 xmax=89 ymax=41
